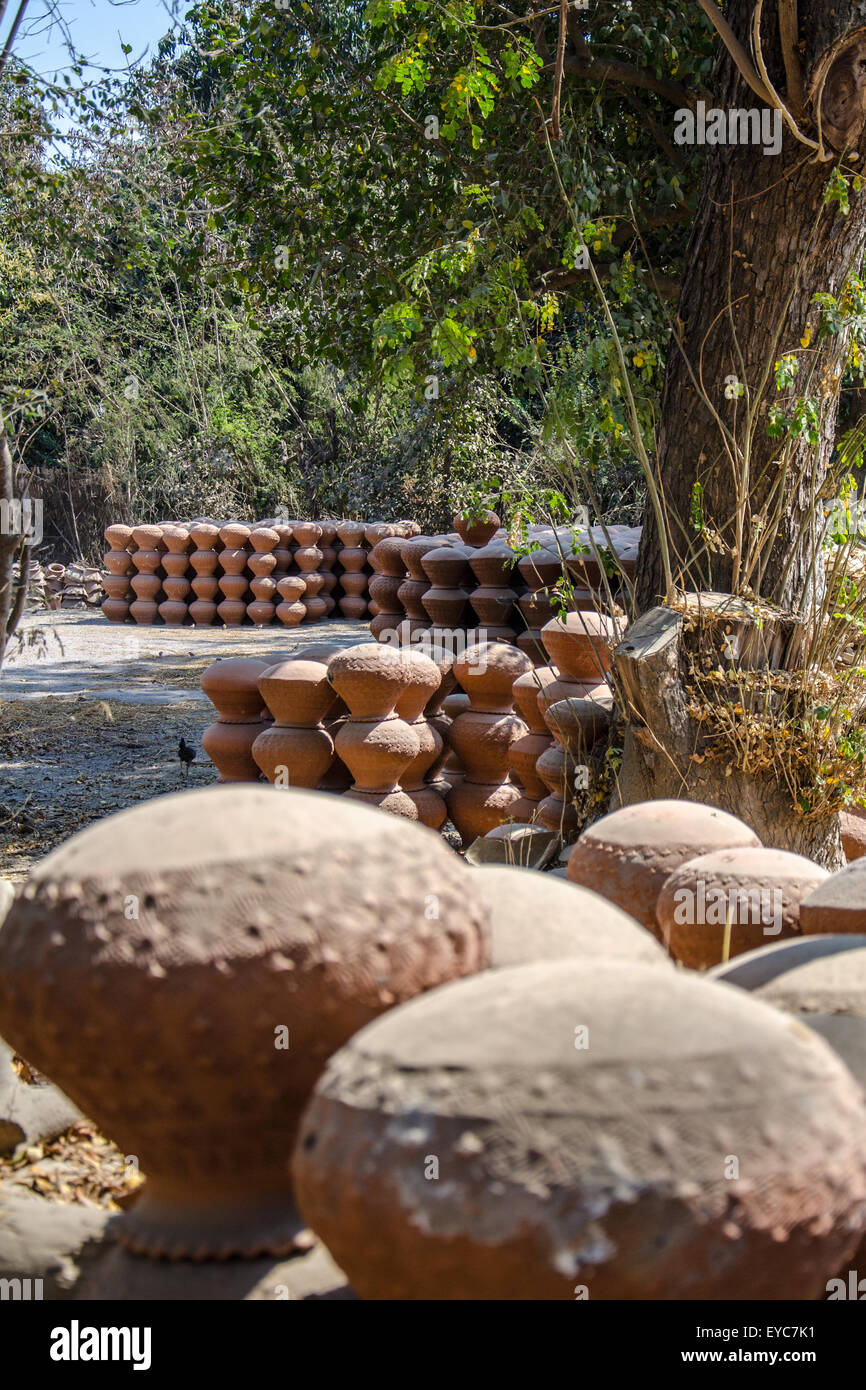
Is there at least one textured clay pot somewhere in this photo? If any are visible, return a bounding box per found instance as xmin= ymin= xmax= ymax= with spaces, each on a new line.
xmin=841 ymin=808 xmax=866 ymax=862
xmin=130 ymin=572 xmax=162 ymax=601
xmin=253 ymin=660 xmax=338 ymax=788
xmin=0 ymin=785 xmax=491 ymax=1260
xmin=329 ymin=643 xmax=421 ymax=719
xmin=201 ymin=659 xmax=272 ymax=781
xmin=129 ymin=599 xmax=158 ymax=626
xmin=339 ymin=594 xmax=368 ymax=620
xmin=657 ymin=847 xmax=828 ymax=968
xmin=293 ymin=959 xmax=866 ymax=1299
xmin=452 ymin=509 xmax=500 ymax=548
xmin=338 ymin=546 xmax=368 ymax=574
xmin=567 ymin=800 xmax=763 ymax=937
xmin=188 ymin=599 xmax=217 ymax=627
xmin=392 ymin=652 xmax=446 ymax=827
xmin=217 ymin=598 xmax=246 ymax=626
xmin=370 ymin=537 xmax=408 ymax=577
xmin=158 ymin=599 xmax=188 ymax=626
xmin=335 ymin=521 xmax=365 ymax=547
xmin=246 ymin=599 xmax=276 ymax=626
xmin=102 ymin=574 xmax=132 ymax=600
xmin=541 ymin=610 xmax=619 ymax=682
xmin=191 ymin=575 xmax=219 ymax=601
xmin=104 ymin=548 xmax=133 ymax=576
xmin=474 ymin=866 xmax=671 ymax=970
xmin=445 ymin=643 xmax=533 ymax=844
xmin=105 ymin=523 xmax=133 ymax=551
xmin=294 ymin=523 xmax=322 ymax=548
xmin=101 ymin=598 xmax=130 ymax=623
xmin=799 ymin=857 xmax=866 ymax=935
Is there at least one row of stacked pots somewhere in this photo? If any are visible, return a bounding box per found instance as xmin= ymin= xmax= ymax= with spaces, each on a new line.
xmin=366 ymin=513 xmax=640 ymax=662
xmin=3 ymin=779 xmax=866 ymax=1297
xmin=100 ymin=518 xmax=420 ymax=627
xmin=199 ymin=614 xmax=620 ymax=845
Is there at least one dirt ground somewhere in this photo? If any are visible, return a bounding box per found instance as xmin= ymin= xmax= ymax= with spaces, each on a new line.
xmin=0 ymin=608 xmax=367 ymax=880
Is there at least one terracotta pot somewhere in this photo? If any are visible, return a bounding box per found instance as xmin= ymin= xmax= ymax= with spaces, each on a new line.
xmin=246 ymin=600 xmax=275 ymax=626
xmin=401 ymin=536 xmax=439 ymax=580
xmin=271 ymin=547 xmax=292 ymax=576
xmin=319 ymin=545 xmax=337 ymax=570
xmin=159 ymin=599 xmax=188 ymax=626
xmin=396 ymin=578 xmax=429 ymax=619
xmin=507 ymin=730 xmax=551 ymax=802
xmin=335 ymin=521 xmax=365 ymax=546
xmin=101 ymin=598 xmax=129 ymax=623
xmin=518 ymin=590 xmax=557 ymax=628
xmin=129 ymin=599 xmax=158 ymax=625
xmin=537 ymin=677 xmax=611 ymax=717
xmin=841 ymin=808 xmax=866 ymax=863
xmin=252 ymin=723 xmax=334 ymax=788
xmin=201 ymin=659 xmax=271 ymax=720
xmin=567 ymin=799 xmax=763 ymax=937
xmin=276 ymin=600 xmax=306 ymax=626
xmin=470 ymin=586 xmax=517 ymax=625
xmin=452 ymin=510 xmax=500 ymax=548
xmin=339 ymin=572 xmax=368 ymax=597
xmin=202 ymin=719 xmax=266 ymax=779
xmin=295 ymin=546 xmax=323 ymax=574
xmin=248 ymin=552 xmax=277 ymax=579
xmin=339 ymin=595 xmax=368 ymax=620
xmin=105 ymin=523 xmax=133 ymax=550
xmin=420 ymin=587 xmax=469 ymax=627
xmin=318 ymin=522 xmax=337 ymax=547
xmin=541 ymin=611 xmax=620 ymax=682
xmin=512 ymin=668 xmax=557 ymax=730
xmin=329 ymin=643 xmax=420 ymax=718
xmin=799 ymin=855 xmax=866 ymax=934
xmin=0 ymin=785 xmax=491 ymax=1257
xmin=293 ymin=958 xmax=866 ymax=1298
xmin=162 ymin=525 xmax=191 ymax=554
xmin=189 ymin=599 xmax=217 ymax=627
xmin=543 ymin=697 xmax=611 ymax=754
xmin=469 ymin=543 xmax=517 ymax=587
xmin=190 ymin=523 xmax=220 ymax=551
xmin=453 ymin=640 xmax=532 ymax=711
xmin=302 ymin=572 xmax=325 ymax=598
xmin=276 ymin=574 xmax=306 ymax=602
xmin=302 ymin=595 xmax=328 ymax=622
xmin=370 ymin=537 xmax=408 ymax=577
xmin=294 ymin=523 xmax=322 ymax=547
xmin=421 ymin=546 xmax=471 ymax=588
xmin=132 ymin=525 xmax=162 ymax=549
xmin=259 ymin=659 xmax=338 ymax=727
xmin=104 ymin=549 xmax=133 ymax=576
xmin=335 ymin=716 xmax=419 ymax=793
xmin=160 ymin=552 xmax=188 ymax=579
xmin=338 ymin=546 xmax=368 ymax=573
xmin=658 ymin=847 xmax=829 ymax=968
xmin=364 ymin=523 xmax=388 ymax=547
xmin=130 ymin=573 xmax=162 ymax=601
xmin=191 ymin=575 xmax=219 ymax=600
xmin=132 ymin=547 xmax=162 ymax=576
xmin=218 ymin=573 xmax=248 ymax=601
xmin=250 ymin=575 xmax=277 ymax=602
xmin=219 ymin=523 xmax=251 ymax=548
xmin=190 ymin=548 xmax=219 ymax=578
xmin=219 ymin=547 xmax=249 ymax=577
xmin=250 ymin=526 xmax=279 ymax=554
xmin=162 ymin=576 xmax=190 ymax=602
xmin=517 ymin=548 xmax=562 ymax=590
xmin=102 ymin=574 xmax=132 ymax=600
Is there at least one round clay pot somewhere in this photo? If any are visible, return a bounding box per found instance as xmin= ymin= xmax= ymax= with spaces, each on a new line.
xmin=250 ymin=526 xmax=279 ymax=554
xmin=162 ymin=576 xmax=190 ymax=602
xmin=469 ymin=543 xmax=517 ymax=588
xmin=248 ymin=552 xmax=277 ymax=579
xmin=449 ymin=709 xmax=527 ymax=783
xmin=397 ymin=578 xmax=429 ymax=619
xmin=401 ymin=537 xmax=439 ymax=581
xmin=0 ymin=786 xmax=490 ymax=1259
xmin=329 ymin=644 xmax=422 ymax=718
xmin=189 ymin=599 xmax=217 ymax=627
xmin=446 ymin=779 xmax=525 ymax=842
xmin=105 ymin=524 xmax=133 ymax=550
xmin=470 ymin=586 xmax=517 ymax=625
xmin=370 ymin=537 xmax=408 ymax=577
xmin=104 ymin=549 xmax=133 ymax=576
xmin=252 ymin=723 xmax=334 ymax=788
xmin=246 ymin=600 xmax=276 ymax=626
xmin=129 ymin=599 xmax=158 ymax=625
xmin=368 ymin=573 xmax=402 ymax=610
xmin=295 ymin=546 xmax=323 ymax=574
xmin=132 ymin=525 xmax=162 ymax=549
xmin=517 ymin=548 xmax=562 ymax=590
xmin=250 ymin=575 xmax=277 ymax=602
xmin=101 ymin=598 xmax=129 ymax=623
xmin=259 ymin=660 xmax=338 ymax=727
xmin=294 ymin=523 xmax=322 ymax=547
xmin=708 ymin=933 xmax=866 ymax=1000
xmin=293 ymin=958 xmax=866 ymax=1298
xmin=130 ymin=573 xmax=162 ymax=601
xmin=201 ymin=719 xmax=267 ymax=780
xmin=162 ymin=525 xmax=191 ymax=554
xmin=474 ymin=866 xmax=670 ymax=970
xmin=567 ymin=800 xmax=763 ymax=937
xmin=658 ymin=847 xmax=829 ymax=968
xmin=161 ymin=552 xmax=188 ymax=579
xmin=537 ymin=677 xmax=611 ymax=717
xmin=453 ymin=641 xmax=532 ymax=711
xmin=452 ymin=510 xmax=500 ymax=548
xmin=302 ymin=595 xmax=327 ymax=622
xmin=190 ymin=523 xmax=220 ymax=551
xmin=276 ymin=574 xmax=306 ymax=602
xmin=102 ymin=574 xmax=132 ymax=600
xmin=336 ymin=521 xmax=365 ymax=547
xmin=335 ymin=717 xmax=420 ymax=794
xmin=218 ymin=573 xmax=248 ymax=601
xmin=339 ymin=547 xmax=368 ymax=574
xmin=318 ymin=522 xmax=337 ymax=547
xmin=339 ymin=595 xmax=368 ymax=620
xmin=158 ymin=599 xmax=188 ymax=626
xmin=276 ymin=601 xmax=306 ymax=626
xmin=190 ymin=548 xmax=219 ymax=578
xmin=799 ymin=857 xmax=866 ymax=935
xmin=541 ymin=611 xmax=620 ymax=682
xmin=339 ymin=572 xmax=367 ymax=598
xmin=421 ymin=546 xmax=471 ymax=588
xmin=132 ymin=547 xmax=162 ymax=576
xmin=420 ymin=586 xmax=468 ymax=627
xmin=192 ymin=575 xmax=219 ymax=600
xmin=544 ymin=697 xmax=611 ymax=754
xmin=201 ymin=659 xmax=271 ymax=720
xmin=507 ymin=730 xmax=551 ymax=803
xmin=219 ymin=523 xmax=251 ymax=548
xmin=219 ymin=547 xmax=249 ymax=577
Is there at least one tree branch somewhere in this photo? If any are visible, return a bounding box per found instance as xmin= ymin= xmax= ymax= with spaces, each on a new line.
xmin=560 ymin=53 xmax=698 ymax=109
xmin=695 ymin=0 xmax=775 ymax=106
xmin=778 ymin=0 xmax=806 ymax=118
xmin=0 ymin=0 xmax=29 ymax=81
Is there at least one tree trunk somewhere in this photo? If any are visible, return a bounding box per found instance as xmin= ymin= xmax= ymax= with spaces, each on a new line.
xmin=0 ymin=425 xmax=25 ymax=672
xmin=636 ymin=0 xmax=866 ymax=614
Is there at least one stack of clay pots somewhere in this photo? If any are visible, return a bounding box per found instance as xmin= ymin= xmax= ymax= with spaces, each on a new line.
xmin=446 ymin=641 xmax=533 ymax=845
xmin=100 ymin=518 xmax=420 ymax=627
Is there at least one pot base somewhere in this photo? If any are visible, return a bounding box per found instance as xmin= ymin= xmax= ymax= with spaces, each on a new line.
xmin=117 ymin=1183 xmax=315 ymax=1262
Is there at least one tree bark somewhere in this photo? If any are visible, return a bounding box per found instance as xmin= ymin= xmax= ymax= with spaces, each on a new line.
xmin=636 ymin=0 xmax=866 ymax=615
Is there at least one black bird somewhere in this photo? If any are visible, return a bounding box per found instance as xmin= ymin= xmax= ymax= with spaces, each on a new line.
xmin=177 ymin=738 xmax=196 ymax=778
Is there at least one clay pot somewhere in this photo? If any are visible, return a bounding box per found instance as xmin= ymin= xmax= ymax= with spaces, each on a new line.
xmin=295 ymin=545 xmax=323 ymax=574
xmin=452 ymin=509 xmax=500 ymax=548
xmin=276 ymin=575 xmax=306 ymax=602
xmin=368 ymin=574 xmax=403 ymax=609
xmin=189 ymin=599 xmax=217 ymax=627
xmin=338 ymin=547 xmax=368 ymax=574
xmin=329 ymin=643 xmax=420 ymax=719
xmin=191 ymin=549 xmax=219 ymax=579
xmin=101 ymin=598 xmax=129 ymax=623
xmin=246 ymin=600 xmax=276 ymax=626
xmin=537 ymin=677 xmax=611 ymax=717
xmin=474 ymin=866 xmax=671 ymax=970
xmin=841 ymin=808 xmax=866 ymax=862
xmin=102 ymin=574 xmax=132 ymax=601
xmin=468 ymin=543 xmax=517 ymax=588
xmin=293 ymin=958 xmax=866 ymax=1298
xmin=130 ymin=573 xmax=162 ymax=602
xmin=249 ymin=575 xmax=277 ymax=603
xmin=339 ymin=595 xmax=368 ymax=620
xmin=190 ymin=522 xmax=220 ymax=551
xmin=453 ymin=640 xmax=532 ymax=711
xmin=470 ymin=586 xmax=517 ymax=626
xmin=302 ymin=594 xmax=327 ymax=622
xmin=0 ymin=785 xmax=491 ymax=1259
xmin=339 ymin=572 xmax=367 ymax=598
xmin=132 ymin=525 xmax=163 ymax=549
xmin=191 ymin=575 xmax=219 ymax=601
xmin=517 ymin=548 xmax=562 ymax=591
xmin=567 ymin=800 xmax=763 ymax=937
xmin=799 ymin=856 xmax=866 ymax=935
xmin=421 ymin=546 xmax=471 ymax=588
xmin=132 ymin=547 xmax=162 ymax=576
xmin=335 ymin=520 xmax=365 ymax=546
xmin=276 ymin=600 xmax=306 ymax=627
xmin=218 ymin=573 xmax=248 ymax=601
xmin=219 ymin=523 xmax=251 ymax=548
xmin=162 ymin=576 xmax=190 ymax=602
xmin=105 ymin=523 xmax=133 ymax=550
xmin=162 ymin=525 xmax=191 ymax=554
xmin=253 ymin=660 xmax=337 ymax=788
xmin=129 ymin=599 xmax=158 ymax=625
xmin=158 ymin=599 xmax=188 ymax=626
xmin=397 ymin=577 xmax=430 ymax=619
xmin=104 ymin=548 xmax=133 ymax=576
xmin=420 ymin=586 xmax=468 ymax=628
xmin=401 ymin=536 xmax=439 ymax=580
xmin=201 ymin=658 xmax=271 ymax=721
xmin=336 ymin=718 xmax=419 ymax=801
xmin=708 ymin=933 xmax=866 ymax=1005
xmin=445 ymin=643 xmax=533 ymax=844
xmin=370 ymin=537 xmax=408 ymax=577
xmin=294 ymin=523 xmax=322 ymax=547
xmin=219 ymin=547 xmax=249 ymax=577
xmin=541 ymin=611 xmax=620 ymax=682
xmin=248 ymin=553 xmax=277 ymax=580
xmin=160 ymin=552 xmax=188 ymax=580
xmin=250 ymin=526 xmax=279 ymax=554
xmin=658 ymin=846 xmax=827 ymax=968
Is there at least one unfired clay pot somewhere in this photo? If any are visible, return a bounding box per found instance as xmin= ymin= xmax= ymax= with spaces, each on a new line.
xmin=293 ymin=959 xmax=866 ymax=1298
xmin=658 ymin=847 xmax=828 ymax=968
xmin=0 ymin=785 xmax=491 ymax=1259
xmin=567 ymin=800 xmax=763 ymax=937
xmin=452 ymin=509 xmax=500 ymax=548
xmin=252 ymin=660 xmax=338 ymax=788
xmin=541 ymin=610 xmax=619 ymax=683
xmin=201 ymin=659 xmax=272 ymax=781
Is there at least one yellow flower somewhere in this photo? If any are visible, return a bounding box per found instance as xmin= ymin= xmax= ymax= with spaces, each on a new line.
xmin=800 ymin=326 xmax=811 ymax=348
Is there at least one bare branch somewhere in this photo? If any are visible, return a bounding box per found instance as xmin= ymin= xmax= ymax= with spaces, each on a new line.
xmin=695 ymin=0 xmax=774 ymax=106
xmin=561 ymin=52 xmax=698 ymax=109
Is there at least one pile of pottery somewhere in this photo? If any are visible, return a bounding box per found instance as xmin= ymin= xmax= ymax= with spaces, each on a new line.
xmin=100 ymin=519 xmax=420 ymax=627
xmin=368 ymin=514 xmax=640 ymax=663
xmin=4 ymin=783 xmax=866 ymax=1299
xmin=27 ymin=559 xmax=102 ymax=609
